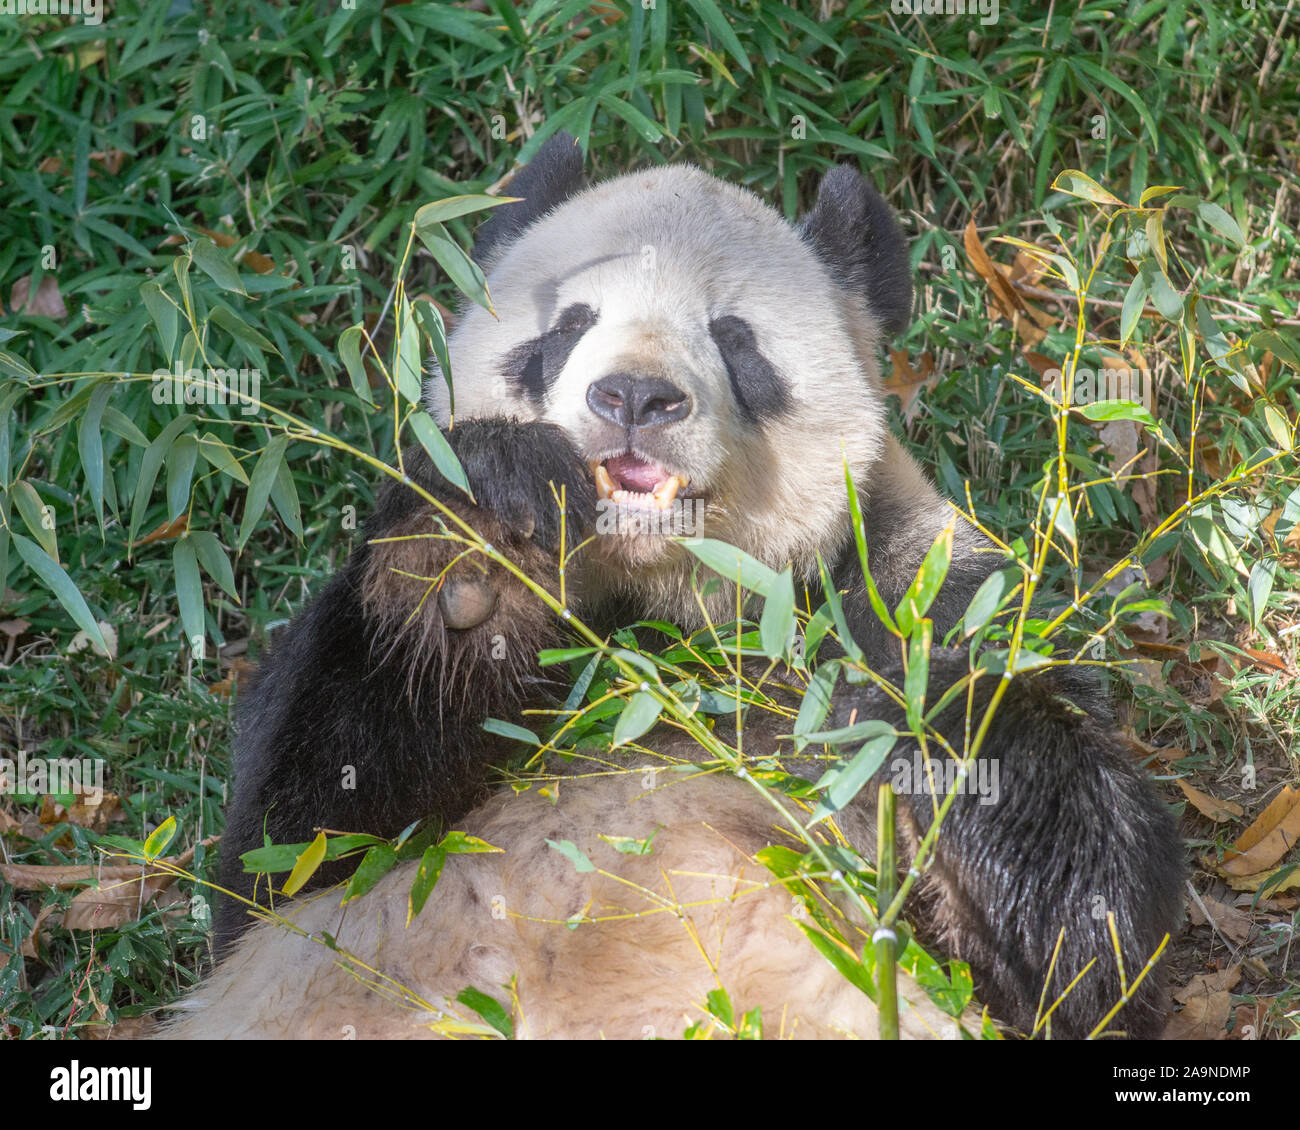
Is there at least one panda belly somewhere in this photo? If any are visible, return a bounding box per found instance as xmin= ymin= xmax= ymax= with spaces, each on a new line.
xmin=163 ymin=770 xmax=963 ymax=1040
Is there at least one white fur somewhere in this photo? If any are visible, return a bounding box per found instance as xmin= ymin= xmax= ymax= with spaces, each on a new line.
xmin=165 ymin=770 xmax=969 ymax=1040
xmin=425 ymin=166 xmax=889 ymax=627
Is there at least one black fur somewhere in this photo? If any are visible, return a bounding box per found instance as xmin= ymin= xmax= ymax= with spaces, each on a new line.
xmin=501 ymin=303 xmax=599 ymax=403
xmin=798 ymin=165 xmax=914 ymax=336
xmin=213 ymin=421 xmax=592 ymax=951
xmin=437 ymin=418 xmax=594 ymax=553
xmin=839 ymin=488 xmax=999 ymax=669
xmin=472 ymin=132 xmax=586 ymax=265
xmin=827 ymin=649 xmax=1183 ymax=1039
xmin=708 ymin=314 xmax=792 ymax=424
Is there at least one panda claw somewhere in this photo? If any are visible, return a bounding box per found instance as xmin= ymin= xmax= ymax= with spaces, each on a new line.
xmin=438 ymin=578 xmax=498 ymax=630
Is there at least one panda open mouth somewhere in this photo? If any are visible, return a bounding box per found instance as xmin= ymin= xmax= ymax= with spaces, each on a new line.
xmin=590 ymin=453 xmax=695 ymax=511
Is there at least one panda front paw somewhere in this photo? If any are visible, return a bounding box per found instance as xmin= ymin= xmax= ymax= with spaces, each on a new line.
xmin=357 ymin=420 xmax=592 ymax=706
xmin=385 ymin=419 xmax=595 ymax=557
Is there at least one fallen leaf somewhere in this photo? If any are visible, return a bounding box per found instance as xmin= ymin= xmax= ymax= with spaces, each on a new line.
xmin=87 ymin=1015 xmax=159 ymax=1040
xmin=1122 ymin=657 xmax=1166 ymax=694
xmin=1187 ymin=893 xmax=1253 ymax=943
xmin=963 ymin=221 xmax=1056 ymax=346
xmin=1164 ymin=966 xmax=1240 ymax=1040
xmin=883 ymin=349 xmax=937 ymax=423
xmin=195 ymin=227 xmax=276 ymax=275
xmin=37 ymin=149 xmax=125 ymax=177
xmin=1223 ymin=869 xmax=1300 ymax=894
xmin=1178 ymin=780 xmax=1245 ymax=822
xmin=1097 ymin=418 xmax=1140 ymax=476
xmin=1218 ymin=786 xmax=1300 ymax=876
xmin=68 ymin=620 xmax=118 ymax=660
xmin=61 ymin=871 xmax=186 ymax=930
xmin=133 ymin=514 xmax=188 ymax=546
xmin=1228 ymin=1001 xmax=1270 ymax=1040
xmin=1242 ymin=648 xmax=1287 ymax=674
xmin=0 ymin=862 xmax=151 ymax=890
xmin=208 ymin=657 xmax=256 ymax=698
xmin=9 ymin=275 xmax=68 ymax=319
xmin=60 ymin=793 xmax=122 ymax=833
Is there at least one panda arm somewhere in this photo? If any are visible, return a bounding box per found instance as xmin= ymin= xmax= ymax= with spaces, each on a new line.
xmin=213 ymin=420 xmax=592 ymax=951
xmin=836 ymin=436 xmax=998 ymax=666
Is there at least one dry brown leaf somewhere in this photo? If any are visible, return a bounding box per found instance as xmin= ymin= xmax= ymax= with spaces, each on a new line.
xmin=1228 ymin=1001 xmax=1270 ymax=1041
xmin=1187 ymin=894 xmax=1253 ymax=944
xmin=133 ymin=514 xmax=188 ymax=546
xmin=1261 ymin=507 xmax=1300 ymax=549
xmin=9 ymin=275 xmax=68 ymax=319
xmin=60 ymin=793 xmax=122 ymax=833
xmin=1022 ymin=350 xmax=1057 ymax=380
xmin=21 ymin=903 xmax=60 ymax=960
xmin=1123 ymin=657 xmax=1166 ymax=694
xmin=0 ymin=862 xmax=149 ymax=889
xmin=37 ymin=149 xmax=125 ymax=177
xmin=87 ymin=1015 xmax=160 ymax=1041
xmin=1242 ymin=648 xmax=1287 ymax=674
xmin=883 ymin=349 xmax=937 ymax=423
xmin=195 ymin=227 xmax=276 ymax=275
xmin=962 ymin=220 xmax=1054 ymax=346
xmin=1133 ymin=438 xmax=1161 ymax=527
xmin=1096 ymin=418 xmax=1140 ymax=477
xmin=1178 ymin=780 xmax=1245 ymax=822
xmin=1164 ymin=966 xmax=1241 ymax=1040
xmin=61 ymin=871 xmax=185 ymax=930
xmin=208 ymin=657 xmax=256 ymax=698
xmin=1153 ymin=746 xmax=1190 ymax=762
xmin=1218 ymin=786 xmax=1300 ymax=876
xmin=1224 ymin=869 xmax=1300 ymax=894
xmin=1008 ymin=248 xmax=1050 ymax=288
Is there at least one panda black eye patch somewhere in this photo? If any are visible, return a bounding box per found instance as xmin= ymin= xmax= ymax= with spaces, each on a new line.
xmin=708 ymin=314 xmax=791 ymax=424
xmin=502 ymin=303 xmax=599 ymax=402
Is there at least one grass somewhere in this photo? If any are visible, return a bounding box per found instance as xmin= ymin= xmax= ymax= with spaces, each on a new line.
xmin=1 ymin=0 xmax=1298 ymax=1039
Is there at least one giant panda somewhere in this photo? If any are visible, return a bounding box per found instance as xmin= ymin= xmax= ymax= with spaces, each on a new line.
xmin=166 ymin=134 xmax=1182 ymax=1040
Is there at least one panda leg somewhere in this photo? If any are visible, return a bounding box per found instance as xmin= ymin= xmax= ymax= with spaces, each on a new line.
xmin=830 ymin=650 xmax=1183 ymax=1039
xmin=213 ymin=421 xmax=593 ymax=952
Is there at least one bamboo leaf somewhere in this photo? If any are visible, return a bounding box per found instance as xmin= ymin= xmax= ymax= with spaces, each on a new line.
xmin=12 ymin=533 xmax=108 ymax=655
xmin=237 ymin=434 xmax=289 ymax=552
xmin=282 ymin=832 xmax=328 ymax=896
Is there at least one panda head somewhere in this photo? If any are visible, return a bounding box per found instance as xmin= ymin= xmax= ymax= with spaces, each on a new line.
xmin=426 ymin=134 xmax=912 ymax=613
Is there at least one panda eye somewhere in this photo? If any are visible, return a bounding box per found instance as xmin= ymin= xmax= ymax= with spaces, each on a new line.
xmin=549 ymin=303 xmax=598 ymax=336
xmin=502 ymin=303 xmax=599 ymax=402
xmin=708 ymin=314 xmax=791 ymax=424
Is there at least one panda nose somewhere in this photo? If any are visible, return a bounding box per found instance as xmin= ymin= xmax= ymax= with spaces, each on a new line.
xmin=586 ymin=374 xmax=692 ymax=429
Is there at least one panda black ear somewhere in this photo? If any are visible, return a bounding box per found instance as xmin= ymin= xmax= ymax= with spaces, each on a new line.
xmin=798 ymin=166 xmax=913 ymax=337
xmin=472 ymin=132 xmax=586 ymax=265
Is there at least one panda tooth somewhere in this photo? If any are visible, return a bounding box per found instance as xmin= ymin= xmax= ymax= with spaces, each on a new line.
xmin=594 ymin=464 xmax=615 ymax=500
xmin=653 ymin=475 xmax=683 ymax=508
